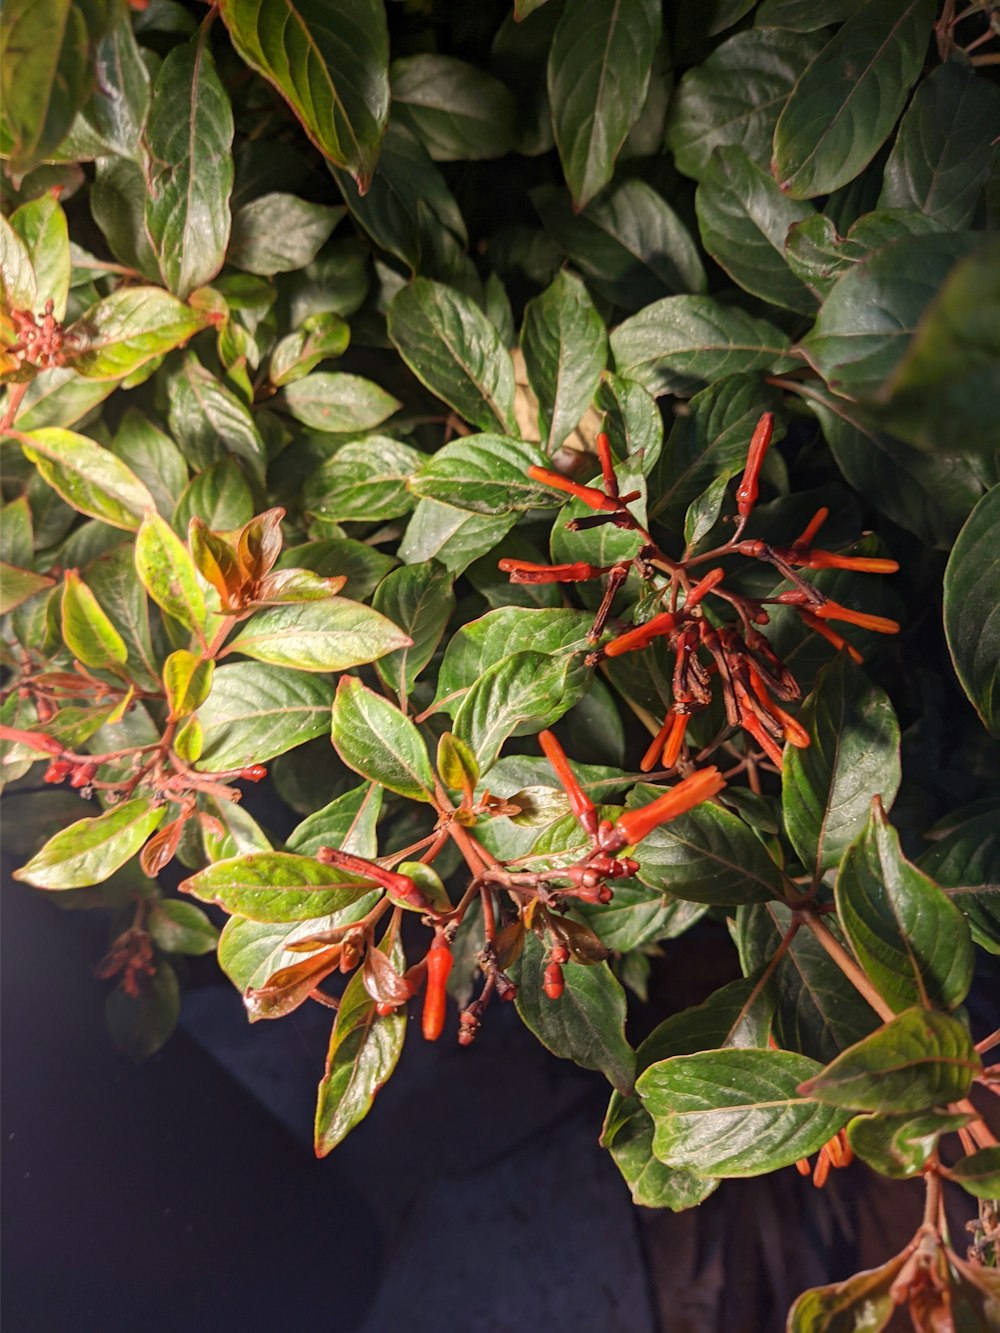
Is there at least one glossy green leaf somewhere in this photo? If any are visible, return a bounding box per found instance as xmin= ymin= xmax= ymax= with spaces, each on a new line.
xmin=148 ymin=899 xmax=220 ymax=957
xmin=285 ymin=782 xmax=382 ymax=858
xmin=596 ymin=373 xmax=663 ymax=474
xmin=949 ymin=1147 xmax=1000 ymax=1200
xmin=331 ymin=676 xmax=435 ymax=801
xmin=9 ymin=192 xmax=70 ymax=320
xmin=784 ymin=208 xmax=940 ymax=303
xmin=398 ymin=498 xmax=516 ymax=576
xmin=79 ymin=12 xmax=150 ymax=160
xmin=388 ymin=279 xmax=516 ymax=434
xmin=279 ymin=372 xmax=400 ymax=433
xmin=772 ymin=0 xmax=936 ymax=199
xmin=181 ymin=851 xmax=378 ymax=922
xmin=638 ymin=1048 xmax=847 ymax=1177
xmin=665 ymin=27 xmax=825 ymax=181
xmin=920 ymin=808 xmax=1000 ymax=955
xmin=66 ymin=287 xmax=211 ymax=382
xmin=879 ymin=60 xmax=1000 ymax=230
xmin=269 ymin=311 xmax=350 ymax=386
xmin=134 ymin=511 xmax=207 ymax=636
xmin=314 ymin=938 xmax=406 ymax=1155
xmin=799 ymin=231 xmax=976 ymax=400
xmin=217 ymin=0 xmax=389 ymax=189
xmin=195 ymin=662 xmax=334 ymax=770
xmin=610 ymin=295 xmax=796 ymax=397
xmin=110 ymin=410 xmax=189 ymax=523
xmin=800 ymin=1008 xmax=980 ymax=1113
xmin=0 ymin=563 xmax=53 ymax=614
xmin=390 ymin=54 xmax=516 ymax=161
xmin=225 ymin=597 xmax=410 ymax=672
xmin=521 ymin=270 xmax=607 ymax=452
xmin=626 ymin=782 xmax=783 ymax=905
xmin=696 ymin=146 xmax=816 ymax=314
xmin=60 ymin=569 xmax=127 ymax=671
xmin=20 ymin=428 xmax=155 ymax=531
xmin=0 ymin=212 xmax=36 ymax=313
xmin=163 ymin=650 xmax=214 ymax=719
xmin=786 ymin=1250 xmax=911 ymax=1333
xmin=516 ymin=931 xmax=635 ymax=1094
xmin=229 ymin=192 xmax=343 ymax=276
xmin=105 ymin=961 xmax=180 ymax=1064
xmin=303 ymin=437 xmax=421 ymax=524
xmin=943 ymin=486 xmax=1000 ymax=738
xmin=13 ymin=797 xmax=167 ymax=890
xmin=372 ymin=561 xmax=455 ymax=704
xmin=547 ymin=0 xmax=660 ymax=210
xmin=847 ymin=1109 xmax=973 ymax=1179
xmin=836 ymin=800 xmax=974 ymax=1014
xmin=532 ymin=180 xmax=706 ymax=311
xmin=783 ymin=656 xmax=901 ymax=875
xmin=454 ymin=649 xmax=591 ymax=773
xmin=144 ymin=28 xmax=234 ymax=298
xmin=167 ymin=353 xmax=267 ymax=480
xmin=410 ymin=434 xmax=556 ymax=516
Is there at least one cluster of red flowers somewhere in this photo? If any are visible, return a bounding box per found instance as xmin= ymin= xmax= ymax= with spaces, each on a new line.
xmin=500 ymin=415 xmax=899 ymax=774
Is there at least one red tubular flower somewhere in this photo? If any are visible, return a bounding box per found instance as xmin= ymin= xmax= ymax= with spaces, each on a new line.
xmin=602 ymin=611 xmax=680 ymax=658
xmin=538 ymin=729 xmax=598 ymax=836
xmin=527 ymin=465 xmax=621 ymax=513
xmin=813 ymin=600 xmax=900 ymax=635
xmin=746 ymin=666 xmax=810 ymax=750
xmin=607 ymin=766 xmax=725 ymax=850
xmin=738 ymin=705 xmax=785 ymax=768
xmin=640 ymin=711 xmax=689 ymax=773
xmin=791 ymin=506 xmax=830 ymax=550
xmin=316 ymin=846 xmax=429 ymax=909
xmin=595 ymin=431 xmax=619 ymax=498
xmin=422 ymin=942 xmax=453 ymax=1040
xmin=780 ymin=546 xmax=900 ymax=574
xmin=498 ymin=559 xmax=612 ymax=584
xmin=797 ymin=609 xmax=864 ymax=664
xmin=684 ymin=567 xmax=725 ymax=609
xmin=735 ymin=412 xmax=775 ymax=518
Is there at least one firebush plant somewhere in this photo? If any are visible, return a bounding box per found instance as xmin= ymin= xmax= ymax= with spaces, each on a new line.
xmin=2 ymin=0 xmax=1000 ymax=1325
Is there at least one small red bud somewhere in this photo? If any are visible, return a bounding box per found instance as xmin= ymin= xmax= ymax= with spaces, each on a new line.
xmin=543 ymin=961 xmax=565 ymax=1001
xmin=239 ymin=764 xmax=267 ymax=782
xmin=70 ymin=762 xmax=99 ymax=789
xmin=550 ymin=943 xmax=570 ymax=966
xmin=43 ymin=759 xmax=73 ymax=784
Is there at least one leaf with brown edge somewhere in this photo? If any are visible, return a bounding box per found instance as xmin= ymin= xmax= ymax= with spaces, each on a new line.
xmin=362 ymin=945 xmax=411 ymax=1006
xmin=244 ymin=944 xmax=343 ymax=1022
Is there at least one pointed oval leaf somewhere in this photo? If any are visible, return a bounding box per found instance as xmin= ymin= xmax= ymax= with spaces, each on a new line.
xmin=65 ymin=287 xmax=212 ymax=381
xmin=279 ymin=371 xmax=400 ymax=433
xmin=372 ymin=561 xmax=455 ymax=704
xmin=303 ymin=437 xmax=422 ymax=525
xmin=229 ymin=192 xmax=344 ymax=276
xmin=331 ymin=676 xmax=435 ymax=801
xmin=163 ymin=649 xmax=214 ymax=720
xmin=409 ymin=435 xmax=557 ymax=515
xmin=226 ymin=599 xmax=410 ymax=673
xmin=217 ymin=0 xmax=389 ymax=189
xmin=181 ymin=851 xmax=378 ymax=923
xmin=60 ymin=569 xmax=127 ymax=671
xmin=847 ymin=1109 xmax=974 ymax=1180
xmin=786 ymin=1250 xmax=912 ymax=1333
xmin=195 ymin=662 xmax=334 ymax=771
xmin=390 ymin=54 xmax=517 ymax=162
xmin=943 ymin=485 xmax=1000 ymax=739
xmin=134 ymin=511 xmax=207 ymax=635
xmin=20 ymin=428 xmax=155 ymax=531
xmin=13 ymin=797 xmax=167 ymax=890
xmin=521 ymin=270 xmax=607 ymax=452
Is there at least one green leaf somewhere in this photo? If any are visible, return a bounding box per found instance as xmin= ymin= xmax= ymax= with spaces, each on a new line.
xmin=163 ymin=649 xmax=214 ymax=719
xmin=20 ymin=428 xmax=155 ymax=531
xmin=948 ymin=1147 xmax=1000 ymax=1200
xmin=596 ymin=373 xmax=663 ymax=473
xmin=772 ymin=0 xmax=937 ymax=199
xmin=195 ymin=662 xmax=334 ymax=770
xmin=180 ymin=851 xmax=379 ymax=922
xmin=61 ymin=569 xmax=127 ymax=671
xmin=783 ymin=656 xmax=901 ymax=875
xmin=398 ymin=498 xmax=515 ymax=576
xmin=610 ymin=295 xmax=796 ymax=397
xmin=166 ymin=353 xmax=267 ymax=480
xmin=847 ymin=1109 xmax=973 ymax=1179
xmin=269 ymin=311 xmax=350 ymax=387
xmin=695 ymin=145 xmax=816 ymax=314
xmin=86 ymin=545 xmax=162 ymax=692
xmin=216 ymin=0 xmax=389 ymax=189
xmin=738 ymin=902 xmax=881 ymax=1064
xmin=110 ymin=409 xmax=189 ymax=523
xmin=79 ymin=13 xmax=150 ymax=160
xmin=683 ymin=471 xmax=731 ymax=550
xmin=784 ymin=208 xmax=940 ymax=303
xmin=454 ymin=649 xmax=591 ymax=773
xmin=0 ymin=211 xmax=37 ymax=311
xmin=285 ymin=782 xmax=382 ymax=858
xmin=919 ymin=809 xmax=1000 ymax=955
xmin=800 ymin=1008 xmax=980 ymax=1113
xmin=314 ymin=938 xmax=406 ymax=1155
xmin=0 ymin=0 xmax=110 ymax=174
xmin=786 ymin=1250 xmax=911 ymax=1333
xmin=435 ymin=732 xmax=479 ymax=798
xmin=13 ymin=797 xmax=167 ymax=890
xmin=943 ymin=486 xmax=1000 ymax=738
xmin=664 ymin=27 xmax=825 ymax=181
xmin=372 ymin=561 xmax=455 ymax=704
xmin=879 ymin=60 xmax=1000 ymax=230
xmin=532 ymin=179 xmax=706 ymax=311
xmin=65 ymin=287 xmax=212 ymax=381
xmin=388 ymin=278 xmax=516 ymax=434
xmin=516 ymin=931 xmax=635 ymax=1093
xmin=638 ymin=1048 xmax=847 ymax=1177
xmin=521 ymin=270 xmax=607 ymax=452
xmin=547 ymin=0 xmax=661 ymax=210
xmin=647 ymin=374 xmax=780 ymax=535
xmin=878 ymin=236 xmax=1000 ymax=456
xmin=626 ymin=782 xmax=783 ymax=904
xmin=134 ymin=511 xmax=207 ymax=636
xmin=278 ymin=536 xmax=395 ymax=602
xmin=144 ymin=27 xmax=234 ymax=298
xmin=225 ymin=599 xmax=410 ymax=672
xmin=303 ymin=437 xmax=421 ymax=524
xmin=799 ymin=231 xmax=977 ymax=400
xmin=105 ymin=961 xmax=180 ymax=1063
xmin=279 ymin=372 xmax=400 ymax=433
xmin=148 ymin=899 xmax=220 ymax=956
xmin=229 ymin=192 xmax=344 ymax=276
xmin=9 ymin=192 xmax=70 ymax=319
xmin=331 ymin=676 xmax=434 ymax=801
xmin=0 ymin=563 xmax=53 ymax=614
xmin=390 ymin=54 xmax=516 ymax=161
xmin=836 ymin=800 xmax=974 ymax=1014
xmin=409 ymin=434 xmax=556 ymax=516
